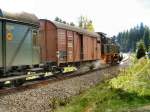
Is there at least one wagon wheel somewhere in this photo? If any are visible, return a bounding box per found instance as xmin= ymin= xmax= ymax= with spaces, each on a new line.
xmin=0 ymin=82 xmax=4 ymax=88
xmin=13 ymin=79 xmax=25 ymax=87
xmin=89 ymin=64 xmax=94 ymax=70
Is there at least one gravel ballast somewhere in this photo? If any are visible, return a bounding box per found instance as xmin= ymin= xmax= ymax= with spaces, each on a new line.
xmin=0 ymin=64 xmax=127 ymax=112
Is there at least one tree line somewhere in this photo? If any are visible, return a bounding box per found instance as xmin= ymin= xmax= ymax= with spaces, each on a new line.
xmin=114 ymin=23 xmax=150 ymax=52
xmin=54 ymin=16 xmax=94 ymax=32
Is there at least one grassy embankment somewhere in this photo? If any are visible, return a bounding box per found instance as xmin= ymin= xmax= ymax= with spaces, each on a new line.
xmin=54 ymin=57 xmax=150 ymax=112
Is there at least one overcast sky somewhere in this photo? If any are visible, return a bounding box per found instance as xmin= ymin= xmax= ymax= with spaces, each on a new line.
xmin=0 ymin=0 xmax=150 ymax=36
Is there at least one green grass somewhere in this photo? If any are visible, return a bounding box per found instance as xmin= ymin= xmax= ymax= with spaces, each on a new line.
xmin=54 ymin=58 xmax=150 ymax=112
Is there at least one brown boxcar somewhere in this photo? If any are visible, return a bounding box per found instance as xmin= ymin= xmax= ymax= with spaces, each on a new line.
xmin=40 ymin=19 xmax=100 ymax=66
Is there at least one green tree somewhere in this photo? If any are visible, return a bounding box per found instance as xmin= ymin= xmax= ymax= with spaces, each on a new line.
xmin=143 ymin=27 xmax=150 ymax=51
xmin=115 ymin=23 xmax=150 ymax=52
xmin=62 ymin=21 xmax=66 ymax=24
xmin=78 ymin=16 xmax=94 ymax=31
xmin=54 ymin=17 xmax=76 ymax=26
xmin=54 ymin=17 xmax=59 ymax=22
xmin=54 ymin=17 xmax=62 ymax=22
xmin=136 ymin=40 xmax=146 ymax=59
xmin=87 ymin=20 xmax=94 ymax=32
xmin=70 ymin=22 xmax=75 ymax=26
xmin=78 ymin=16 xmax=86 ymax=28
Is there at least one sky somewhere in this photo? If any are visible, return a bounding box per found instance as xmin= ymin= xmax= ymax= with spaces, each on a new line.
xmin=0 ymin=0 xmax=150 ymax=36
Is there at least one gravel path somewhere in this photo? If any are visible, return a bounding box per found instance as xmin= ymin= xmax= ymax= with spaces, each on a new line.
xmin=0 ymin=62 xmax=128 ymax=112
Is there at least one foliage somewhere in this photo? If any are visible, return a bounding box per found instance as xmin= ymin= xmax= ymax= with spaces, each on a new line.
xmin=86 ymin=20 xmax=94 ymax=32
xmin=136 ymin=40 xmax=146 ymax=59
xmin=55 ymin=58 xmax=150 ymax=112
xmin=49 ymin=96 xmax=71 ymax=110
xmin=78 ymin=16 xmax=94 ymax=32
xmin=54 ymin=17 xmax=75 ymax=26
xmin=70 ymin=22 xmax=75 ymax=26
xmin=110 ymin=58 xmax=150 ymax=96
xmin=143 ymin=27 xmax=150 ymax=51
xmin=54 ymin=17 xmax=63 ymax=23
xmin=114 ymin=23 xmax=150 ymax=52
xmin=54 ymin=16 xmax=94 ymax=31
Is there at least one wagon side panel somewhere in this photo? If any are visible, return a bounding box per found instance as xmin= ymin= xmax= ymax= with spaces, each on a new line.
xmin=45 ymin=21 xmax=57 ymax=62
xmin=40 ymin=20 xmax=57 ymax=63
xmin=39 ymin=21 xmax=46 ymax=62
xmin=73 ymin=32 xmax=81 ymax=62
xmin=57 ymin=29 xmax=67 ymax=64
xmin=67 ymin=30 xmax=73 ymax=62
xmin=93 ymin=38 xmax=97 ymax=60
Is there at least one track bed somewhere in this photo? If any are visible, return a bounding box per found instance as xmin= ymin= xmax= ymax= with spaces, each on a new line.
xmin=0 ymin=60 xmax=130 ymax=112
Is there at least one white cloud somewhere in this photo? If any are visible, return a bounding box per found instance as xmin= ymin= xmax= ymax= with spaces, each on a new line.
xmin=0 ymin=0 xmax=150 ymax=36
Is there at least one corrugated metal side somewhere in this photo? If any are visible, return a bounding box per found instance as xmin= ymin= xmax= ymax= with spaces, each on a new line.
xmin=73 ymin=32 xmax=81 ymax=62
xmin=67 ymin=31 xmax=73 ymax=62
xmin=40 ymin=20 xmax=57 ymax=63
xmin=57 ymin=29 xmax=67 ymax=63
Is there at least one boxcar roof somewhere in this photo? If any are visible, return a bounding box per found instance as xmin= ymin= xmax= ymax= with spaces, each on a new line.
xmin=0 ymin=9 xmax=39 ymax=26
xmin=51 ymin=21 xmax=100 ymax=38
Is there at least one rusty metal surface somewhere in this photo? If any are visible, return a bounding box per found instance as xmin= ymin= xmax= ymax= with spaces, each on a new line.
xmin=40 ymin=20 xmax=57 ymax=63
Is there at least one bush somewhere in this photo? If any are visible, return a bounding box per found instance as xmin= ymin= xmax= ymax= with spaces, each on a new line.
xmin=136 ymin=40 xmax=146 ymax=59
xmin=110 ymin=58 xmax=150 ymax=96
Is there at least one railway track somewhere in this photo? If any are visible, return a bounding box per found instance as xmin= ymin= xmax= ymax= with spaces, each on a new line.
xmin=0 ymin=55 xmax=130 ymax=95
xmin=0 ymin=65 xmax=113 ymax=95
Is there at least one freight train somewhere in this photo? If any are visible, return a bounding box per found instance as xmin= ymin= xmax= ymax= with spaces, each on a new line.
xmin=0 ymin=9 xmax=122 ymax=87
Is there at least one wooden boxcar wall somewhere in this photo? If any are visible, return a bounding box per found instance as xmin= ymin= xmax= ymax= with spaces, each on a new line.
xmin=83 ymin=35 xmax=97 ymax=61
xmin=57 ymin=29 xmax=81 ymax=64
xmin=73 ymin=32 xmax=81 ymax=62
xmin=97 ymin=42 xmax=101 ymax=60
xmin=57 ymin=29 xmax=67 ymax=63
xmin=67 ymin=31 xmax=74 ymax=62
xmin=40 ymin=20 xmax=57 ymax=63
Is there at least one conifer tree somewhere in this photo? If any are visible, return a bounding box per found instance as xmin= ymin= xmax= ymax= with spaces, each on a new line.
xmin=136 ymin=40 xmax=146 ymax=59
